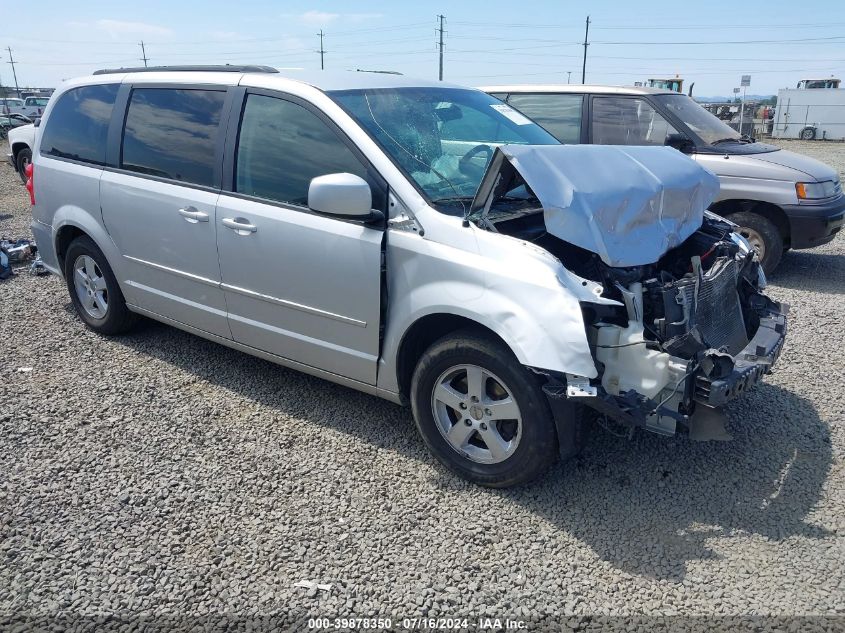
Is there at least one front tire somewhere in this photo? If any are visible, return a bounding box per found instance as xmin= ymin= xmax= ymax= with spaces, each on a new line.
xmin=730 ymin=211 xmax=784 ymax=274
xmin=410 ymin=330 xmax=559 ymax=487
xmin=799 ymin=126 xmax=816 ymax=141
xmin=16 ymin=148 xmax=31 ymax=185
xmin=64 ymin=236 xmax=137 ymax=335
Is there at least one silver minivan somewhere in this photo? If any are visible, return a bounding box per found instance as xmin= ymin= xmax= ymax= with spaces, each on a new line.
xmin=30 ymin=67 xmax=787 ymax=487
xmin=482 ymin=84 xmax=845 ymax=273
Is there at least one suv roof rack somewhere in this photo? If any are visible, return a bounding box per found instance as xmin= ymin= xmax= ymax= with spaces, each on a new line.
xmin=93 ymin=65 xmax=278 ymax=76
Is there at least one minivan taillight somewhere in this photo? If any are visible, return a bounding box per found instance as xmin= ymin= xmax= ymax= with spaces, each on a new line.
xmin=25 ymin=163 xmax=34 ymax=205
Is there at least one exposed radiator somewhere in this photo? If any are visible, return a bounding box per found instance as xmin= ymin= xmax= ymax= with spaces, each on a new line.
xmin=677 ymin=258 xmax=748 ymax=355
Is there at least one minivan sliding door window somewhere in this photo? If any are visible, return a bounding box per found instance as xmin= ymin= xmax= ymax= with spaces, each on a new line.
xmin=506 ymin=93 xmax=583 ymax=144
xmin=591 ymin=96 xmax=678 ymax=146
xmin=121 ymin=88 xmax=226 ymax=187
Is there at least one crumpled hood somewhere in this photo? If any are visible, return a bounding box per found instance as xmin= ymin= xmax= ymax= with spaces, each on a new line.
xmin=480 ymin=144 xmax=720 ymax=267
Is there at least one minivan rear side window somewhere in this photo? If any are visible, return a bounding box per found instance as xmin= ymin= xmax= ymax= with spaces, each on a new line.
xmin=121 ymin=88 xmax=226 ymax=187
xmin=591 ymin=96 xmax=678 ymax=146
xmin=39 ymin=84 xmax=118 ymax=165
xmin=235 ymin=94 xmax=368 ymax=207
xmin=506 ymin=93 xmax=584 ymax=144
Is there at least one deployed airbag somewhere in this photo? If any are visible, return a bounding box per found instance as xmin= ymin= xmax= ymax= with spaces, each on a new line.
xmin=495 ymin=145 xmax=720 ymax=267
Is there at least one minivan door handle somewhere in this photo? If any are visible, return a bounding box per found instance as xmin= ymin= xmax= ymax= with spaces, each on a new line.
xmin=221 ymin=217 xmax=258 ymax=235
xmin=178 ymin=206 xmax=209 ymax=223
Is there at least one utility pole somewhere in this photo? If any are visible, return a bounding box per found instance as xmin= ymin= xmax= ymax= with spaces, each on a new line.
xmin=6 ymin=47 xmax=20 ymax=97
xmin=318 ymin=30 xmax=325 ymax=70
xmin=437 ymin=14 xmax=445 ymax=81
xmin=581 ymin=16 xmax=590 ymax=84
xmin=567 ymin=71 xmax=571 ymax=84
xmin=139 ymin=41 xmax=149 ymax=67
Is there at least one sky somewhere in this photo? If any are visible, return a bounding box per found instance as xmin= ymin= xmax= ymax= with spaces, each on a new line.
xmin=1 ymin=0 xmax=844 ymax=98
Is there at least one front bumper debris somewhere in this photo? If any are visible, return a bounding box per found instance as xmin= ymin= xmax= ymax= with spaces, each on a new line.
xmin=558 ymin=300 xmax=788 ymax=436
xmin=694 ymin=307 xmax=787 ymax=407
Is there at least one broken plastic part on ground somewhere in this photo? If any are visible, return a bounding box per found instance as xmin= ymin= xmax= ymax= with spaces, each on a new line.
xmin=0 ymin=238 xmax=37 ymax=279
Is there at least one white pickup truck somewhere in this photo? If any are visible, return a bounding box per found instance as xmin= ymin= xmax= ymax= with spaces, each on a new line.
xmin=2 ymin=96 xmax=49 ymax=118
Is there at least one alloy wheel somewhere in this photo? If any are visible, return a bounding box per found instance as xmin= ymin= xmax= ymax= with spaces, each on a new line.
xmin=73 ymin=254 xmax=109 ymax=319
xmin=430 ymin=364 xmax=522 ymax=464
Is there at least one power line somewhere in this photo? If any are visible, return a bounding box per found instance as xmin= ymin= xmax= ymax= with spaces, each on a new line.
xmin=450 ymin=19 xmax=845 ymax=29
xmin=593 ymin=35 xmax=845 ymax=45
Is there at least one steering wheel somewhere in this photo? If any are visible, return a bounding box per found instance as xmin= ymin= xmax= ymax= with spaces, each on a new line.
xmin=458 ymin=144 xmax=494 ymax=176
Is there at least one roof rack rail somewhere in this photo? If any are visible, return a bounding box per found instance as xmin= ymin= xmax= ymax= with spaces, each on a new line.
xmin=93 ymin=65 xmax=278 ymax=76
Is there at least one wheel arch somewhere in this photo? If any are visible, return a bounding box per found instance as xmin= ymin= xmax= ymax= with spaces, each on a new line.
xmin=10 ymin=141 xmax=30 ymax=159
xmin=51 ymin=210 xmax=124 ymax=284
xmin=395 ymin=313 xmax=516 ymax=402
xmin=55 ymin=224 xmax=88 ymax=271
xmin=709 ymin=199 xmax=791 ymax=246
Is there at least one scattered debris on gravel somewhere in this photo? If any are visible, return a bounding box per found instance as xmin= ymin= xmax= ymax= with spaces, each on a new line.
xmin=1 ymin=138 xmax=843 ymax=627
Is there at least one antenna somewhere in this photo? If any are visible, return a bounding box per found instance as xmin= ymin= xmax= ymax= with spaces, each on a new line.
xmin=139 ymin=41 xmax=149 ymax=67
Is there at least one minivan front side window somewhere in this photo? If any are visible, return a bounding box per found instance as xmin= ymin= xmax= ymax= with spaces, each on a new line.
xmin=591 ymin=96 xmax=678 ymax=146
xmin=330 ymin=88 xmax=558 ymax=205
xmin=235 ymin=94 xmax=369 ymax=207
xmin=506 ymin=93 xmax=584 ymax=144
xmin=654 ymin=94 xmax=741 ymax=145
xmin=39 ymin=84 xmax=118 ymax=165
xmin=121 ymin=88 xmax=226 ymax=186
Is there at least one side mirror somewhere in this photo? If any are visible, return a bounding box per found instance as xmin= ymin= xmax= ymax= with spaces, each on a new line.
xmin=308 ymin=173 xmax=379 ymax=221
xmin=665 ymin=132 xmax=693 ymax=152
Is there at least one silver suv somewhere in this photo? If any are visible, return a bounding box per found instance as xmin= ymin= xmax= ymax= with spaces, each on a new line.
xmin=482 ymin=84 xmax=844 ymax=273
xmin=30 ymin=67 xmax=787 ymax=487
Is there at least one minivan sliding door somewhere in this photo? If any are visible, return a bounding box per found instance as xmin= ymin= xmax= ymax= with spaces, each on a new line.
xmin=100 ymin=86 xmax=232 ymax=338
xmin=216 ymin=91 xmax=384 ymax=385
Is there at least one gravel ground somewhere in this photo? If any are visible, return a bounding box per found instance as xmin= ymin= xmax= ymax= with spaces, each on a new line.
xmin=1 ymin=139 xmax=843 ymax=630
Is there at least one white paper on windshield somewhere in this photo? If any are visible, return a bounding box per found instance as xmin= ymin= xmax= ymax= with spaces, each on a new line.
xmin=490 ymin=104 xmax=532 ymax=125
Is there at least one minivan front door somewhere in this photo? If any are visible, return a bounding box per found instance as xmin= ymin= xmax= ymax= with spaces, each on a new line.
xmin=216 ymin=92 xmax=383 ymax=385
xmin=101 ymin=86 xmax=231 ymax=338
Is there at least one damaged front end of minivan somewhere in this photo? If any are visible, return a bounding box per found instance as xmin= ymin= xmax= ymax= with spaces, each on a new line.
xmin=470 ymin=144 xmax=788 ymax=441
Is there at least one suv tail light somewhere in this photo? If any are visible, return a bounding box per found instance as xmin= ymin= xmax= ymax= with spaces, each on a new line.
xmin=25 ymin=162 xmax=34 ymax=205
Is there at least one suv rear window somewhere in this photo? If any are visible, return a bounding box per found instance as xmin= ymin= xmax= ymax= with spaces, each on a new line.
xmin=39 ymin=84 xmax=119 ymax=165
xmin=506 ymin=93 xmax=583 ymax=144
xmin=121 ymin=88 xmax=226 ymax=187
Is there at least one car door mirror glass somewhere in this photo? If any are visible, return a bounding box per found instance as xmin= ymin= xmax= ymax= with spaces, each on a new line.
xmin=308 ymin=173 xmax=373 ymax=219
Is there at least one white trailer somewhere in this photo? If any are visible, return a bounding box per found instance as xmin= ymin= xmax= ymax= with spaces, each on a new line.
xmin=773 ymin=83 xmax=845 ymax=140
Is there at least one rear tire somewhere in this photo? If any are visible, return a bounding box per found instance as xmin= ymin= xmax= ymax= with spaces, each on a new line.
xmin=15 ymin=148 xmax=31 ymax=185
xmin=410 ymin=330 xmax=559 ymax=487
xmin=799 ymin=126 xmax=816 ymax=141
xmin=729 ymin=211 xmax=784 ymax=275
xmin=64 ymin=236 xmax=137 ymax=335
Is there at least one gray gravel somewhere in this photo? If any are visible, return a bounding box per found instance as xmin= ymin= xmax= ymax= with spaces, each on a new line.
xmin=1 ymin=138 xmax=843 ymax=629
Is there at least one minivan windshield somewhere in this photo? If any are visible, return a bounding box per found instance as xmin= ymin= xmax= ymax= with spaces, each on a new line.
xmin=654 ymin=94 xmax=741 ymax=145
xmin=330 ymin=87 xmax=558 ymax=207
